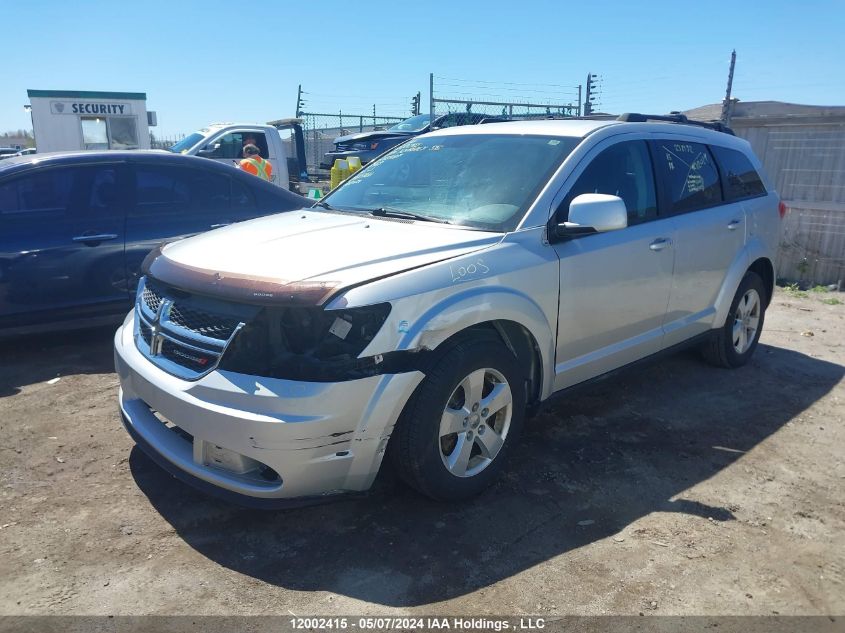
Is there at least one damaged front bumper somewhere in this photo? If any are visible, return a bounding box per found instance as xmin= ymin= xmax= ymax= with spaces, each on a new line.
xmin=114 ymin=313 xmax=424 ymax=508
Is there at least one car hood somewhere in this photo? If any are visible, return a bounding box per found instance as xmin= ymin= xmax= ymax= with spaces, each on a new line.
xmin=333 ymin=130 xmax=416 ymax=145
xmin=144 ymin=210 xmax=502 ymax=306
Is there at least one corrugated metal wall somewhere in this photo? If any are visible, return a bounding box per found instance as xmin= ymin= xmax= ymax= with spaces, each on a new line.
xmin=736 ymin=122 xmax=845 ymax=286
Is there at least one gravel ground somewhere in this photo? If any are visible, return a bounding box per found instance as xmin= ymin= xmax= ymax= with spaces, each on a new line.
xmin=1 ymin=288 xmax=843 ymax=616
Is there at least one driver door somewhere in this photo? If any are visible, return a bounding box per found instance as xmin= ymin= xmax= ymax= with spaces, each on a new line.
xmin=201 ymin=130 xmax=278 ymax=184
xmin=551 ymin=138 xmax=676 ymax=391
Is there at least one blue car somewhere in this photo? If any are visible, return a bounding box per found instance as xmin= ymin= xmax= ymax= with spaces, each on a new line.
xmin=0 ymin=151 xmax=304 ymax=336
xmin=321 ymin=112 xmax=505 ymax=168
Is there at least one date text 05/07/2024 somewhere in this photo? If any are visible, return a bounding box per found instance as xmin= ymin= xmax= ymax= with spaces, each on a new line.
xmin=289 ymin=617 xmax=547 ymax=631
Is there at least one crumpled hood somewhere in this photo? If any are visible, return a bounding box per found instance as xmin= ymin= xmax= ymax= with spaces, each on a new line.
xmin=145 ymin=210 xmax=502 ymax=305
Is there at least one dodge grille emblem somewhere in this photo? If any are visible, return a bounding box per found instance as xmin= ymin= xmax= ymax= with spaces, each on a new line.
xmin=149 ymin=299 xmax=172 ymax=356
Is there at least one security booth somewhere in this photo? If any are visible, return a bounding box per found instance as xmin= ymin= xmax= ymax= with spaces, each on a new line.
xmin=26 ymin=89 xmax=154 ymax=153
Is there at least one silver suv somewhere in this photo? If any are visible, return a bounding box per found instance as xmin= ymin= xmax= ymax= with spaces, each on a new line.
xmin=114 ymin=115 xmax=781 ymax=506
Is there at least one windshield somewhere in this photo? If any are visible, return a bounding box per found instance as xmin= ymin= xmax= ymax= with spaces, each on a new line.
xmin=323 ymin=134 xmax=580 ymax=231
xmin=388 ymin=114 xmax=432 ymax=133
xmin=168 ymin=132 xmax=205 ymax=153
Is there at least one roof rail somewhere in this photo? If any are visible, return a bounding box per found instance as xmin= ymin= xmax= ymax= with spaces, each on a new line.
xmin=617 ymin=112 xmax=735 ymax=135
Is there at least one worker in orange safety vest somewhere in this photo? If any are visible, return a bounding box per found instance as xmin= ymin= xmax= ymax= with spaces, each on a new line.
xmin=239 ymin=144 xmax=273 ymax=181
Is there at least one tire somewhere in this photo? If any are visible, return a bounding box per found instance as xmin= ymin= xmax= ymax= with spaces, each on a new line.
xmin=389 ymin=334 xmax=526 ymax=501
xmin=702 ymin=271 xmax=767 ymax=368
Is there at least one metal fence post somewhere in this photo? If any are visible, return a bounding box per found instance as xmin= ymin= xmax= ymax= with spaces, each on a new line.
xmin=430 ymin=73 xmax=435 ymax=124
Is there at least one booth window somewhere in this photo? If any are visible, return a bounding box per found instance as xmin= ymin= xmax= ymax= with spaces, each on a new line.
xmin=81 ymin=117 xmax=109 ymax=150
xmin=81 ymin=116 xmax=139 ymax=150
xmin=109 ymin=117 xmax=138 ymax=149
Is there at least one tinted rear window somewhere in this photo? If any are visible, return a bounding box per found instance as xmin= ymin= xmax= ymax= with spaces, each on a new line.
xmin=0 ymin=169 xmax=75 ymax=217
xmin=652 ymin=140 xmax=722 ymax=214
xmin=710 ymin=145 xmax=766 ymax=201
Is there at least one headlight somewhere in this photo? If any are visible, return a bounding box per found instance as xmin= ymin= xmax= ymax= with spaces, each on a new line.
xmin=219 ymin=303 xmax=392 ymax=381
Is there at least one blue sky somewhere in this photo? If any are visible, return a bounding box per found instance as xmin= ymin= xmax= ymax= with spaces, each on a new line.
xmin=3 ymin=0 xmax=844 ymax=137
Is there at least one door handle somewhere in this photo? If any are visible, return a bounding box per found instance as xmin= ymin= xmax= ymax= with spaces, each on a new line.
xmin=210 ymin=222 xmax=231 ymax=229
xmin=649 ymin=237 xmax=672 ymax=251
xmin=727 ymin=219 xmax=742 ymax=230
xmin=72 ymin=233 xmax=118 ymax=243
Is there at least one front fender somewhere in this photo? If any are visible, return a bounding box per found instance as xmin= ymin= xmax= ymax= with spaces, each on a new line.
xmin=364 ymin=285 xmax=557 ymax=400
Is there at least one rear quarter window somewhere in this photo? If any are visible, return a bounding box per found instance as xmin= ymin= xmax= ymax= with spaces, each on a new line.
xmin=710 ymin=145 xmax=766 ymax=201
xmin=652 ymin=140 xmax=722 ymax=214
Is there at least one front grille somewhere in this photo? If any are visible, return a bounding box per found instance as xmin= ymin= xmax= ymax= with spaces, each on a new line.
xmin=142 ymin=285 xmax=163 ymax=314
xmin=133 ymin=276 xmax=255 ymax=380
xmin=169 ymin=304 xmax=241 ymax=340
xmin=139 ymin=321 xmax=152 ymax=346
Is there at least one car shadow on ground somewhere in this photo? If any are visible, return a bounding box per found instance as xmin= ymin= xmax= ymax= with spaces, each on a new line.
xmin=0 ymin=327 xmax=118 ymax=397
xmin=130 ymin=343 xmax=843 ymax=607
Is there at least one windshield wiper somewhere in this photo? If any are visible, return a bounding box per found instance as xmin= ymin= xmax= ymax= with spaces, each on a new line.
xmin=314 ymin=201 xmax=334 ymax=210
xmin=368 ymin=207 xmax=450 ymax=224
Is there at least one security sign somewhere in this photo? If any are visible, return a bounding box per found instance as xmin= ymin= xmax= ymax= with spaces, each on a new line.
xmin=50 ymin=101 xmax=132 ymax=115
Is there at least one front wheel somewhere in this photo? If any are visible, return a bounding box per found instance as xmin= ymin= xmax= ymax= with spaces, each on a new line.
xmin=389 ymin=335 xmax=526 ymax=501
xmin=702 ymin=271 xmax=767 ymax=368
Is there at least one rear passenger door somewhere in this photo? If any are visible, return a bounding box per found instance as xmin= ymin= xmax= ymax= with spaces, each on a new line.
xmin=124 ymin=162 xmax=239 ymax=294
xmin=0 ymin=163 xmax=129 ymax=329
xmin=651 ymin=139 xmax=746 ymax=346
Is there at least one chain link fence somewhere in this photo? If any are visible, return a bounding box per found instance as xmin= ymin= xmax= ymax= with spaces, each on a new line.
xmin=149 ymin=134 xmax=187 ymax=150
xmin=298 ymin=112 xmax=406 ymax=177
xmin=430 ymin=74 xmax=582 ymax=123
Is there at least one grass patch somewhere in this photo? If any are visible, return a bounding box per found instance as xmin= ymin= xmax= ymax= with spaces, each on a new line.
xmin=821 ymin=297 xmax=842 ymax=306
xmin=810 ymin=285 xmax=830 ymax=293
xmin=782 ymin=283 xmax=808 ymax=299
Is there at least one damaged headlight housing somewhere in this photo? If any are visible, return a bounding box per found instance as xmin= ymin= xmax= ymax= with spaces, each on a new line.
xmin=219 ymin=303 xmax=395 ymax=382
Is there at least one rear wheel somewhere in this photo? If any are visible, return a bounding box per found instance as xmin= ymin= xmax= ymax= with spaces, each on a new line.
xmin=702 ymin=271 xmax=767 ymax=368
xmin=389 ymin=335 xmax=526 ymax=500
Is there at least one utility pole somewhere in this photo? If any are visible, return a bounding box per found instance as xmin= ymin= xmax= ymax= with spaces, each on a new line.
xmin=584 ymin=73 xmax=598 ymax=116
xmin=295 ymin=84 xmax=304 ymax=118
xmin=720 ymin=50 xmax=737 ymax=125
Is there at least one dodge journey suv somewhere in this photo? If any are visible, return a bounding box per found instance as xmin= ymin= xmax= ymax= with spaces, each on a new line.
xmin=114 ymin=114 xmax=781 ymax=506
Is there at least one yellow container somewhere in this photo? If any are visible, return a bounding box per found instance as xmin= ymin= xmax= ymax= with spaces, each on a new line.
xmin=330 ymin=159 xmax=349 ymax=190
xmin=347 ymin=156 xmax=362 ymax=174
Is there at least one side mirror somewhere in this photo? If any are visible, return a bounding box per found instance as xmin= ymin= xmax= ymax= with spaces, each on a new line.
xmin=196 ymin=143 xmax=221 ymax=158
xmin=556 ymin=193 xmax=628 ymax=238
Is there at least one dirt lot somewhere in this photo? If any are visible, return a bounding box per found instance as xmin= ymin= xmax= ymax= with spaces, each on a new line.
xmin=1 ymin=288 xmax=843 ymax=616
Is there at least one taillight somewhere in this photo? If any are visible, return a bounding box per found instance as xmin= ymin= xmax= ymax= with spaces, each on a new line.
xmin=778 ymin=201 xmax=787 ymax=218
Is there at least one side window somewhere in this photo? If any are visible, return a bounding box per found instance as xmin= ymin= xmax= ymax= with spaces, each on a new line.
xmin=190 ymin=170 xmax=231 ymax=214
xmin=87 ymin=167 xmax=120 ymax=215
xmin=0 ymin=179 xmax=17 ymax=214
xmin=0 ymin=169 xmax=75 ymax=218
xmin=231 ymin=177 xmax=257 ymax=213
xmin=710 ymin=145 xmax=766 ymax=201
xmin=560 ymin=140 xmax=657 ymax=225
xmin=133 ymin=167 xmax=191 ymax=215
xmin=205 ymin=132 xmax=269 ymax=159
xmin=652 ymin=140 xmax=722 ymax=214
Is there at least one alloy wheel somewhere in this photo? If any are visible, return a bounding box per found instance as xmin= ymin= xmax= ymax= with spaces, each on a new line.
xmin=732 ymin=288 xmax=761 ymax=354
xmin=438 ymin=367 xmax=513 ymax=478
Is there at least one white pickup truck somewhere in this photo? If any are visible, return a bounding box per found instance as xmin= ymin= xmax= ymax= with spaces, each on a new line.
xmin=168 ymin=119 xmax=308 ymax=192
